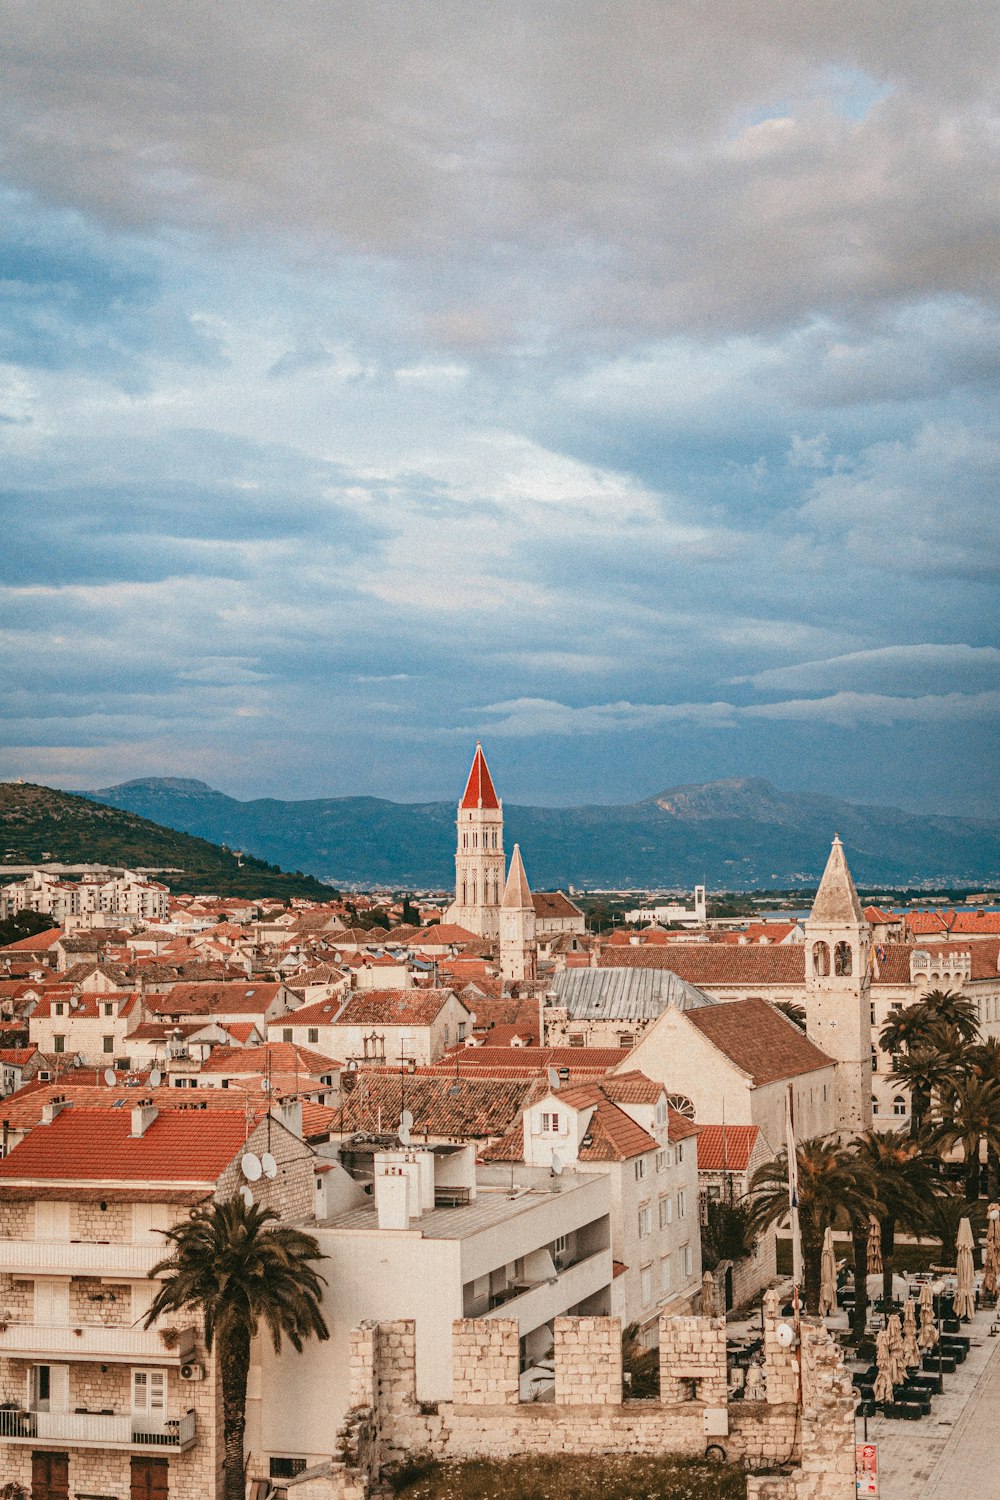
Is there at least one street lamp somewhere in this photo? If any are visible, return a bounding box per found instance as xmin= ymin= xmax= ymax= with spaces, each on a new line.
xmin=932 ymin=1278 xmax=945 ymax=1393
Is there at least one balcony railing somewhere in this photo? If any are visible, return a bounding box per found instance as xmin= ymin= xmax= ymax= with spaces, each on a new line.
xmin=474 ymin=1248 xmax=612 ymax=1331
xmin=0 ymin=1239 xmax=163 ymax=1277
xmin=0 ymin=1322 xmax=197 ymax=1363
xmin=0 ymin=1406 xmax=196 ymax=1450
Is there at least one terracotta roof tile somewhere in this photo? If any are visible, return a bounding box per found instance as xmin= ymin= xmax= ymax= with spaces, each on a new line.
xmin=331 ymin=988 xmax=459 ymax=1027
xmin=328 ymin=1073 xmax=539 ymax=1140
xmin=686 ymin=998 xmax=833 ymax=1085
xmin=459 ymin=743 xmax=500 ymax=810
xmin=602 ymin=944 xmax=806 ymax=985
xmin=0 ymin=1106 xmax=252 ymax=1184
xmin=697 ymin=1124 xmax=760 ymax=1172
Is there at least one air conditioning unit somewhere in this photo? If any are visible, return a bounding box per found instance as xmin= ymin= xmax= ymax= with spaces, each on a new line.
xmin=180 ymin=1362 xmax=205 ymax=1382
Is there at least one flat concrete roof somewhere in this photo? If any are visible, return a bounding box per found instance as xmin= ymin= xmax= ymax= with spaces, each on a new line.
xmin=321 ymin=1174 xmax=603 ymax=1241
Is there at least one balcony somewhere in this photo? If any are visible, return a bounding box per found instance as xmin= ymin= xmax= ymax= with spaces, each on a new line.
xmin=0 ymin=1406 xmax=196 ymax=1451
xmin=0 ymin=1322 xmax=197 ymax=1364
xmin=480 ymin=1248 xmax=612 ymax=1334
xmin=0 ymin=1239 xmax=163 ymax=1278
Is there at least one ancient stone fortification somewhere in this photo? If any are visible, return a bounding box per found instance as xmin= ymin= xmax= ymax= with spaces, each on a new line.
xmin=270 ymin=1291 xmax=857 ymax=1500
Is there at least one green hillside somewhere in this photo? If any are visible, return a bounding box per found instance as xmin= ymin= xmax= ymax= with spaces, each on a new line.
xmin=0 ymin=783 xmax=333 ymax=899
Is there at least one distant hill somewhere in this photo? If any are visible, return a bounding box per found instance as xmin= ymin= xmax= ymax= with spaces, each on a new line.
xmin=83 ymin=775 xmax=1000 ymax=889
xmin=0 ymin=783 xmax=333 ymax=899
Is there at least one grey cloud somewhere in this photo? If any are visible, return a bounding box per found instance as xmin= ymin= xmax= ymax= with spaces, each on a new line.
xmin=739 ymin=644 xmax=1000 ymax=696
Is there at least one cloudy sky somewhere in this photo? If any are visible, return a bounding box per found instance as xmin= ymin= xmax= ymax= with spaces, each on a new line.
xmin=2 ymin=2 xmax=998 ymax=813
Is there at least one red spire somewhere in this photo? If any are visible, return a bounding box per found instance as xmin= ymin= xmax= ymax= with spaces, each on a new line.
xmin=460 ymin=741 xmax=500 ymax=810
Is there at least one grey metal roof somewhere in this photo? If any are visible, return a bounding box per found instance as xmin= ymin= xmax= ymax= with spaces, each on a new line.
xmin=550 ymin=966 xmax=718 ymax=1022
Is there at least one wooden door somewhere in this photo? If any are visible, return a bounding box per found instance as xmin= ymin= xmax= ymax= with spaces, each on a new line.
xmin=130 ymin=1456 xmax=169 ymax=1500
xmin=31 ymin=1450 xmax=69 ymax=1500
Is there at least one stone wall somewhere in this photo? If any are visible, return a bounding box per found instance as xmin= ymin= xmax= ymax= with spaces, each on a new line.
xmin=0 ymin=1200 xmax=30 ymax=1237
xmin=295 ymin=1308 xmax=858 ymax=1500
xmin=214 ymin=1114 xmax=315 ymax=1222
xmin=74 ymin=1199 xmax=132 ymax=1242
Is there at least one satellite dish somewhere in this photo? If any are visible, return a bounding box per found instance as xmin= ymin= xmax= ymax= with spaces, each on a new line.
xmin=547 ymin=1067 xmax=561 ymax=1091
xmin=104 ymin=1068 xmax=116 ymax=1087
xmin=399 ymin=1123 xmax=411 ymax=1146
xmin=241 ymin=1151 xmax=262 ymax=1182
xmin=400 ymin=1110 xmax=413 ymax=1132
xmin=775 ymin=1322 xmax=795 ymax=1349
xmin=261 ymin=1152 xmax=277 ymax=1180
xmin=72 ymin=1056 xmax=81 ymax=1068
xmin=467 ymin=1011 xmax=477 ymax=1026
xmin=550 ymin=1151 xmax=564 ymax=1176
xmin=240 ymin=1185 xmax=254 ymax=1208
xmin=149 ymin=1069 xmax=162 ymax=1088
xmin=260 ymin=1078 xmax=272 ymax=1093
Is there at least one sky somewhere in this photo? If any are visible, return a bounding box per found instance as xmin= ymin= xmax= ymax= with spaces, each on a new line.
xmin=1 ymin=2 xmax=998 ymax=815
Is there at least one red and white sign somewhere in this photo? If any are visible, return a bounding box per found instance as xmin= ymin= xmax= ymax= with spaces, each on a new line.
xmin=856 ymin=1443 xmax=878 ymax=1497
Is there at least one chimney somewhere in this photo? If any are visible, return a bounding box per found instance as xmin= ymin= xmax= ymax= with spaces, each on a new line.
xmin=41 ymin=1100 xmax=65 ymax=1125
xmin=131 ymin=1101 xmax=158 ymax=1137
xmin=278 ymin=1099 xmax=303 ymax=1139
xmin=374 ymin=1164 xmax=411 ymax=1230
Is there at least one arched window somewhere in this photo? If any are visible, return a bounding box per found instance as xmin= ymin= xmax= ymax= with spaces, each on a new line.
xmin=463 ymin=833 xmax=468 ymax=849
xmin=893 ymin=1096 xmax=906 ymax=1117
xmin=834 ymin=941 xmax=853 ymax=976
xmin=812 ymin=940 xmax=830 ymax=977
xmin=871 ymin=1049 xmax=878 ymax=1072
xmin=871 ymin=1096 xmax=879 ymax=1115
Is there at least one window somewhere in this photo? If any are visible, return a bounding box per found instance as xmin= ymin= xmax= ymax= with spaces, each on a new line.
xmin=659 ymin=1196 xmax=672 ymax=1229
xmin=617 ymin=1032 xmax=634 ymax=1049
xmin=53 ymin=1035 xmax=65 ymax=1054
xmin=541 ymin=1112 xmax=561 ymax=1134
xmin=568 ymin=1033 xmax=585 ymax=1048
xmin=102 ymin=1036 xmax=114 ymax=1054
xmin=638 ymin=1206 xmax=652 ymax=1238
xmin=655 ymin=1099 xmax=667 ymax=1127
xmin=871 ymin=1050 xmax=878 ymax=1073
xmin=677 ymin=1190 xmax=686 ymax=1219
xmin=307 ymin=1028 xmax=319 ymax=1045
xmin=660 ymin=1254 xmax=672 ymax=1292
xmin=871 ymin=1096 xmax=879 ymax=1115
xmin=640 ymin=1264 xmax=653 ymax=1305
xmin=870 ymin=1003 xmax=876 ymax=1025
xmin=553 ymin=1234 xmax=568 ymax=1256
xmin=683 ymin=1244 xmax=693 ymax=1278
xmin=282 ymin=1028 xmax=293 ymax=1042
xmin=834 ymin=941 xmax=853 ymax=976
xmin=53 ymin=1002 xmax=65 ymax=1016
xmin=655 ymin=1149 xmax=667 ymax=1173
xmin=812 ymin=940 xmax=830 ymax=977
xmin=458 ymin=1023 xmax=467 ymax=1041
xmin=893 ymin=1096 xmax=907 ymax=1117
xmin=635 ymin=1158 xmax=646 ymax=1182
xmin=676 ymin=1142 xmax=684 ymax=1165
xmin=103 ymin=1003 xmax=114 ymax=1017
xmin=132 ymin=1369 xmax=166 ymax=1416
xmin=271 ymin=1459 xmax=308 ymax=1480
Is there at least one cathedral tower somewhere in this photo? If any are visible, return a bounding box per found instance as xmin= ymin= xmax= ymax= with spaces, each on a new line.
xmin=500 ymin=843 xmax=537 ymax=983
xmin=446 ymin=742 xmax=505 ymax=939
xmin=802 ymin=835 xmax=872 ymax=1133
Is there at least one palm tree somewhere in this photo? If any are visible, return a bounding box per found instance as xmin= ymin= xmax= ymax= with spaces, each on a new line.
xmin=749 ymin=1137 xmax=873 ymax=1314
xmin=853 ymin=1130 xmax=937 ymax=1304
xmin=773 ymin=1000 xmax=807 ymax=1032
xmin=920 ymin=989 xmax=980 ymax=1044
xmin=931 ymin=1076 xmax=1000 ymax=1199
xmin=891 ymin=1046 xmax=961 ymax=1138
xmin=144 ymin=1196 xmax=328 ymax=1500
xmin=923 ymin=1191 xmax=987 ymax=1266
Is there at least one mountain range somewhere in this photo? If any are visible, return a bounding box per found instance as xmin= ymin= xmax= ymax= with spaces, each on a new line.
xmin=83 ymin=776 xmax=1000 ymax=889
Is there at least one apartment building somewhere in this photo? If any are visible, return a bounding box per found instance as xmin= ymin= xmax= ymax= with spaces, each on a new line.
xmin=0 ymin=1097 xmax=313 ymax=1500
xmin=249 ymin=1141 xmax=613 ymax=1476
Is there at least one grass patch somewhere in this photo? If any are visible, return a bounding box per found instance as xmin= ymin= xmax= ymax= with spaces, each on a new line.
xmin=388 ymin=1454 xmax=746 ymax=1500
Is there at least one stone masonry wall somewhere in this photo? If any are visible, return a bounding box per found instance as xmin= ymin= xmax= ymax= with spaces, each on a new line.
xmin=300 ymin=1310 xmax=857 ymax=1500
xmin=553 ymin=1316 xmax=622 ymax=1405
xmin=0 ymin=1201 xmax=30 ymax=1237
xmin=451 ymin=1320 xmax=519 ymax=1405
xmin=214 ymin=1115 xmax=315 ymax=1222
xmin=74 ymin=1200 xmax=132 ymax=1242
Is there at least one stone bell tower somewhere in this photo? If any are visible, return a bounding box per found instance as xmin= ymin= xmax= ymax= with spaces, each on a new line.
xmin=500 ymin=843 xmax=537 ymax=983
xmin=445 ymin=742 xmax=505 ymax=940
xmin=803 ymin=835 xmax=872 ymax=1134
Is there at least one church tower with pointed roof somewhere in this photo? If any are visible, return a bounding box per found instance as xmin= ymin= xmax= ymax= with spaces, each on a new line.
xmin=802 ymin=834 xmax=872 ymax=1132
xmin=446 ymin=742 xmax=506 ymax=939
xmin=500 ymin=843 xmax=537 ymax=982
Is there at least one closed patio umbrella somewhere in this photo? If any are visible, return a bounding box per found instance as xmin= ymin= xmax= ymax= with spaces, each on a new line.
xmin=983 ymin=1204 xmax=1000 ymax=1298
xmin=902 ymin=1297 xmax=921 ymax=1369
xmin=955 ymin=1217 xmax=976 ymax=1320
xmin=700 ymin=1270 xmax=716 ymax=1317
xmin=874 ymin=1327 xmax=894 ymax=1404
xmin=886 ymin=1313 xmax=907 ymax=1385
xmin=867 ymin=1215 xmax=883 ymax=1276
xmin=918 ymin=1281 xmax=939 ymax=1350
xmin=819 ymin=1226 xmax=837 ymax=1316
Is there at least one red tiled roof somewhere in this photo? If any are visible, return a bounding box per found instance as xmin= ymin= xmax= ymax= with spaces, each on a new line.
xmin=331 ymin=989 xmax=459 ymax=1027
xmin=144 ymin=981 xmax=286 ymax=1017
xmin=0 ymin=929 xmax=63 ymax=953
xmin=197 ymin=1042 xmax=339 ymax=1076
xmin=460 ymin=743 xmax=499 ymax=810
xmin=432 ymin=1045 xmax=628 ymax=1079
xmin=29 ymin=992 xmax=141 ymax=1020
xmin=532 ymin=892 xmax=581 ymax=920
xmin=328 ymin=1073 xmax=540 ymax=1140
xmin=741 ymin=923 xmax=799 ymax=944
xmin=417 ymin=924 xmax=481 ymax=947
xmin=0 ymin=1106 xmax=253 ymax=1184
xmin=697 ymin=1124 xmax=760 ymax=1172
xmin=0 ymin=1046 xmax=38 ymax=1066
xmin=0 ymin=1083 xmax=269 ymax=1131
xmin=603 ymin=945 xmax=806 ymax=985
xmin=687 ymin=998 xmax=833 ymax=1085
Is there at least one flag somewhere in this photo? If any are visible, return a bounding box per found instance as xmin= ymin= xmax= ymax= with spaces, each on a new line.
xmin=786 ymin=1088 xmax=803 ymax=1292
